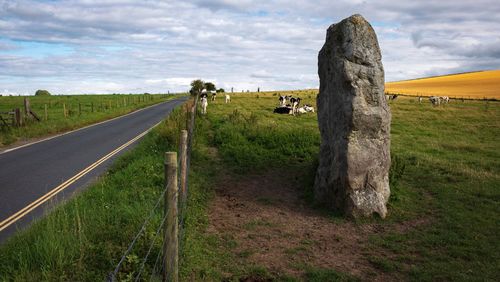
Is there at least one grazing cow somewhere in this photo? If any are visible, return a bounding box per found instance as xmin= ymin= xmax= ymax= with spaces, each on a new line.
xmin=290 ymin=97 xmax=301 ymax=115
xmin=211 ymin=91 xmax=216 ymax=101
xmin=429 ymin=96 xmax=440 ymax=106
xmin=441 ymin=96 xmax=450 ymax=104
xmin=418 ymin=97 xmax=423 ymax=103
xmin=225 ymin=94 xmax=231 ymax=103
xmin=200 ymin=95 xmax=208 ymax=114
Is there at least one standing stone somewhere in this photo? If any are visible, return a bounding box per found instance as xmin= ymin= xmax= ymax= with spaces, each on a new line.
xmin=314 ymin=14 xmax=391 ymax=218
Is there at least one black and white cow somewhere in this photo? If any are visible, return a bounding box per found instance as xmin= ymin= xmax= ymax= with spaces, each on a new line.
xmin=200 ymin=92 xmax=208 ymax=114
xmin=289 ymin=97 xmax=301 ymax=115
xmin=429 ymin=96 xmax=440 ymax=106
xmin=273 ymin=106 xmax=292 ymax=114
xmin=201 ymin=96 xmax=208 ymax=114
xmin=297 ymin=104 xmax=315 ymax=114
xmin=278 ymin=95 xmax=289 ymax=107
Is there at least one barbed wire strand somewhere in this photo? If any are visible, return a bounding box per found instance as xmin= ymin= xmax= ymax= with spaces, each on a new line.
xmin=109 ymin=101 xmax=196 ymax=282
xmin=177 ymin=107 xmax=195 ymax=259
xmin=149 ymin=189 xmax=180 ymax=282
xmin=134 ymin=213 xmax=168 ymax=282
xmin=148 ymin=192 xmax=180 ymax=282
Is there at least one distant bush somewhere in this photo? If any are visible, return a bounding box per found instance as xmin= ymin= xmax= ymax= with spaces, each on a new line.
xmin=35 ymin=90 xmax=51 ymax=96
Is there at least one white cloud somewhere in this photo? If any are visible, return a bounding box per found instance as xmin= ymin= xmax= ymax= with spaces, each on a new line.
xmin=0 ymin=0 xmax=498 ymax=94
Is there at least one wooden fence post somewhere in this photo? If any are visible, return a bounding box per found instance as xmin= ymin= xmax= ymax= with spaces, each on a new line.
xmin=14 ymin=108 xmax=22 ymax=126
xmin=91 ymin=102 xmax=94 ymax=113
xmin=164 ymin=152 xmax=178 ymax=282
xmin=63 ymin=103 xmax=67 ymax=118
xmin=187 ymin=95 xmax=198 ymax=151
xmin=179 ymin=130 xmax=188 ymax=207
xmin=44 ymin=104 xmax=48 ymax=121
xmin=24 ymin=97 xmax=30 ymax=115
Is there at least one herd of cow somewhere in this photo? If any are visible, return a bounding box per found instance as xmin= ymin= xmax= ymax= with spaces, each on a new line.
xmin=199 ymin=90 xmax=231 ymax=114
xmin=273 ymin=95 xmax=315 ymax=115
xmin=386 ymin=94 xmax=450 ymax=106
xmin=199 ymin=91 xmax=315 ymax=116
xmin=198 ymin=91 xmax=451 ymax=116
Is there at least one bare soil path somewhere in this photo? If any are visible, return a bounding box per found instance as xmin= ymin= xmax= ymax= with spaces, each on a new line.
xmin=206 ymin=165 xmax=427 ymax=281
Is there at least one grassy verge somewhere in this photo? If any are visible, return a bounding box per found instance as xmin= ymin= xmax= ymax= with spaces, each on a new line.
xmin=0 ymin=94 xmax=180 ymax=147
xmin=0 ymin=100 xmax=190 ymax=281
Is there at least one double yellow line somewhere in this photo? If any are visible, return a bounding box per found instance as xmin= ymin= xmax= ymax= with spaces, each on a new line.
xmin=0 ymin=124 xmax=157 ymax=232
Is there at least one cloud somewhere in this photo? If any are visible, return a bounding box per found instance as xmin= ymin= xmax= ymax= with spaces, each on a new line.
xmin=0 ymin=0 xmax=498 ymax=94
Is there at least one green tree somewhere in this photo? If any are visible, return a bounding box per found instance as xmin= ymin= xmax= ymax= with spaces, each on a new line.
xmin=35 ymin=89 xmax=51 ymax=96
xmin=216 ymin=88 xmax=225 ymax=93
xmin=204 ymin=82 xmax=216 ymax=92
xmin=190 ymin=79 xmax=205 ymax=96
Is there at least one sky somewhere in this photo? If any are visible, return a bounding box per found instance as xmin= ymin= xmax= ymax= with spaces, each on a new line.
xmin=0 ymin=0 xmax=499 ymax=95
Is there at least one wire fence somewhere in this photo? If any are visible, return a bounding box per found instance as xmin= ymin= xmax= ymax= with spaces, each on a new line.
xmin=108 ymin=97 xmax=197 ymax=282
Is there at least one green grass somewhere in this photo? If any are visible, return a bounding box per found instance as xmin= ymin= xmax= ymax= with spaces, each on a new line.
xmin=179 ymin=92 xmax=500 ymax=281
xmin=0 ymin=93 xmax=180 ymax=147
xmin=0 ymin=101 xmax=190 ymax=281
xmin=1 ymin=90 xmax=498 ymax=281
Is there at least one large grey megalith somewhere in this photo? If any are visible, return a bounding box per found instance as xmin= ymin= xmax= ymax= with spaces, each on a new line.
xmin=314 ymin=14 xmax=391 ymax=218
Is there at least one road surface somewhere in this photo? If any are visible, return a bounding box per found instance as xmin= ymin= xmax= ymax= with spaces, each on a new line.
xmin=0 ymin=96 xmax=188 ymax=244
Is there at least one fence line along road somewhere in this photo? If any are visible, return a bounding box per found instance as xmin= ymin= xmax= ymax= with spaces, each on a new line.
xmin=109 ymin=97 xmax=197 ymax=282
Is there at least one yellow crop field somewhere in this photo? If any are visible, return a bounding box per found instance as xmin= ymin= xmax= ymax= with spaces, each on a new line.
xmin=385 ymin=70 xmax=500 ymax=99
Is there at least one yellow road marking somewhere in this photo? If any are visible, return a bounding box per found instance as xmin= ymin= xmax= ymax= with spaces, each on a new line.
xmin=0 ymin=122 xmax=159 ymax=232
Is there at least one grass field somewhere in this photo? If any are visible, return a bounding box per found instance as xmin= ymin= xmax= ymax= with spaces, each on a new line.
xmin=385 ymin=70 xmax=500 ymax=99
xmin=0 ymin=90 xmax=498 ymax=281
xmin=180 ymin=91 xmax=499 ymax=281
xmin=0 ymin=94 xmax=177 ymax=147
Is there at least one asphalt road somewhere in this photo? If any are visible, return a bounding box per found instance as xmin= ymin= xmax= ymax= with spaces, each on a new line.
xmin=0 ymin=96 xmax=188 ymax=244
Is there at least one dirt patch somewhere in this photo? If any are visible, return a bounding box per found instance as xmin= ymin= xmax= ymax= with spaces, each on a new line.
xmin=207 ymin=168 xmax=428 ymax=281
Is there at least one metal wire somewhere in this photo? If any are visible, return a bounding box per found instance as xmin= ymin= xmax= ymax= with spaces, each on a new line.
xmin=134 ymin=214 xmax=168 ymax=281
xmin=110 ymin=98 xmax=196 ymax=282
xmin=149 ymin=247 xmax=163 ymax=281
xmin=110 ymin=186 xmax=168 ymax=280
